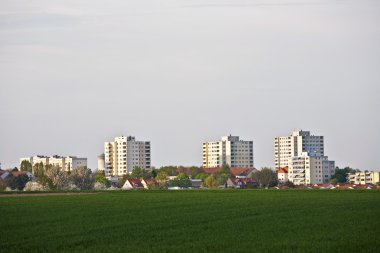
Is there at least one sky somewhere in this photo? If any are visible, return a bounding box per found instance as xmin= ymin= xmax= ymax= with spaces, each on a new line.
xmin=0 ymin=0 xmax=379 ymax=171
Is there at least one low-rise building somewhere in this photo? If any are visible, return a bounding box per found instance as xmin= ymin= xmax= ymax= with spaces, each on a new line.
xmin=288 ymin=152 xmax=335 ymax=185
xmin=277 ymin=167 xmax=289 ymax=184
xmin=226 ymin=178 xmax=256 ymax=189
xmin=122 ymin=179 xmax=144 ymax=190
xmin=190 ymin=179 xmax=202 ymax=188
xmin=20 ymin=155 xmax=87 ymax=172
xmin=347 ymin=171 xmax=380 ymax=185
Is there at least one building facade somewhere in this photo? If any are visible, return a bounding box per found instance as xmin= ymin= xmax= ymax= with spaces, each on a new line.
xmin=347 ymin=171 xmax=380 ymax=185
xmin=202 ymin=135 xmax=254 ymax=168
xmin=97 ymin=153 xmax=105 ymax=172
xmin=275 ymin=130 xmax=334 ymax=185
xmin=274 ymin=130 xmax=324 ymax=169
xmin=104 ymin=136 xmax=151 ymax=177
xmin=20 ymin=155 xmax=87 ymax=172
xmin=288 ymin=152 xmax=335 ymax=185
xmin=277 ymin=167 xmax=289 ymax=184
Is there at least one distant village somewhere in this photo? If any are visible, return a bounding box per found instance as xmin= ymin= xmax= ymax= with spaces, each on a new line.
xmin=1 ymin=130 xmax=379 ymax=191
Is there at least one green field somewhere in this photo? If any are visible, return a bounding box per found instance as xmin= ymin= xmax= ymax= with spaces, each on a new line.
xmin=1 ymin=190 xmax=380 ymax=253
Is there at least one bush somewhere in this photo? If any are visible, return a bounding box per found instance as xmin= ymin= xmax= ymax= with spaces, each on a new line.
xmin=24 ymin=181 xmax=46 ymax=191
xmin=94 ymin=182 xmax=108 ymax=190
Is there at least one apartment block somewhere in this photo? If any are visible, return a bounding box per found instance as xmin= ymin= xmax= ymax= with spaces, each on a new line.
xmin=347 ymin=171 xmax=380 ymax=185
xmin=288 ymin=152 xmax=335 ymax=185
xmin=203 ymin=135 xmax=254 ymax=168
xmin=275 ymin=130 xmax=334 ymax=185
xmin=19 ymin=155 xmax=87 ymax=172
xmin=274 ymin=130 xmax=324 ymax=169
xmin=104 ymin=136 xmax=151 ymax=177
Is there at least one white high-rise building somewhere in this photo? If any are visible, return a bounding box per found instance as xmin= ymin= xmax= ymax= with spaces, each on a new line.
xmin=288 ymin=152 xmax=335 ymax=185
xmin=202 ymin=135 xmax=254 ymax=168
xmin=104 ymin=136 xmax=151 ymax=177
xmin=19 ymin=155 xmax=87 ymax=172
xmin=274 ymin=130 xmax=334 ymax=185
xmin=274 ymin=130 xmax=324 ymax=169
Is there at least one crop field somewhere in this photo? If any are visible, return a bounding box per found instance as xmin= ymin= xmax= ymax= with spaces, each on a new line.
xmin=1 ymin=190 xmax=380 ymax=253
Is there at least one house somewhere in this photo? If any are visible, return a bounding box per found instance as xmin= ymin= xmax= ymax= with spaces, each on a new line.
xmin=122 ymin=179 xmax=144 ymax=190
xmin=277 ymin=167 xmax=289 ymax=184
xmin=0 ymin=170 xmax=10 ymax=180
xmin=141 ymin=178 xmax=159 ymax=189
xmin=11 ymin=171 xmax=34 ymax=180
xmin=106 ymin=176 xmax=119 ymax=187
xmin=230 ymin=168 xmax=256 ymax=178
xmin=190 ymin=179 xmax=202 ymax=188
xmin=0 ymin=170 xmax=34 ymax=181
xmin=227 ymin=178 xmax=256 ymax=189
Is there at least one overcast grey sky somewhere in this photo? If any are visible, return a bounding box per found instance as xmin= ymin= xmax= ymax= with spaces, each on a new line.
xmin=0 ymin=0 xmax=379 ymax=170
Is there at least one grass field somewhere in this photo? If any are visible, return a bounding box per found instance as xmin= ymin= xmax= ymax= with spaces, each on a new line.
xmin=1 ymin=190 xmax=380 ymax=253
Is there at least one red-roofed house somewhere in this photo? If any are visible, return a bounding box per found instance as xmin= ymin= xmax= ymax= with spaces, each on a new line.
xmin=11 ymin=171 xmax=34 ymax=179
xmin=230 ymin=168 xmax=256 ymax=178
xmin=122 ymin=179 xmax=144 ymax=190
xmin=277 ymin=167 xmax=288 ymax=184
xmin=226 ymin=178 xmax=257 ymax=189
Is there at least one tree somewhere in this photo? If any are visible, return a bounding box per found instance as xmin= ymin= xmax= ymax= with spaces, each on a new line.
xmin=189 ymin=166 xmax=203 ymax=178
xmin=329 ymin=178 xmax=338 ymax=185
xmin=6 ymin=174 xmax=30 ymax=190
xmin=204 ymin=174 xmax=219 ymax=188
xmin=70 ymin=166 xmax=94 ymax=190
xmin=0 ymin=180 xmax=6 ymax=191
xmin=215 ymin=164 xmax=231 ymax=186
xmin=150 ymin=167 xmax=157 ymax=178
xmin=20 ymin=160 xmax=32 ymax=172
xmin=156 ymin=171 xmax=168 ymax=182
xmin=44 ymin=166 xmax=70 ymax=190
xmin=158 ymin=166 xmax=178 ymax=176
xmin=331 ymin=167 xmax=357 ymax=183
xmin=131 ymin=167 xmax=151 ymax=179
xmin=252 ymin=168 xmax=277 ymax=188
xmin=37 ymin=175 xmax=54 ymax=190
xmin=33 ymin=162 xmax=45 ymax=177
xmin=146 ymin=181 xmax=159 ymax=190
xmin=219 ymin=164 xmax=231 ymax=176
xmin=177 ymin=173 xmax=189 ymax=180
xmin=195 ymin=173 xmax=208 ymax=182
xmin=168 ymin=173 xmax=191 ymax=188
xmin=95 ymin=174 xmax=111 ymax=188
xmin=168 ymin=178 xmax=191 ymax=188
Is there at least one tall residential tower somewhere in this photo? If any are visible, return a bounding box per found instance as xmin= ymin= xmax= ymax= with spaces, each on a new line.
xmin=274 ymin=130 xmax=334 ymax=185
xmin=203 ymin=135 xmax=254 ymax=168
xmin=104 ymin=136 xmax=151 ymax=177
xmin=274 ymin=130 xmax=324 ymax=169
